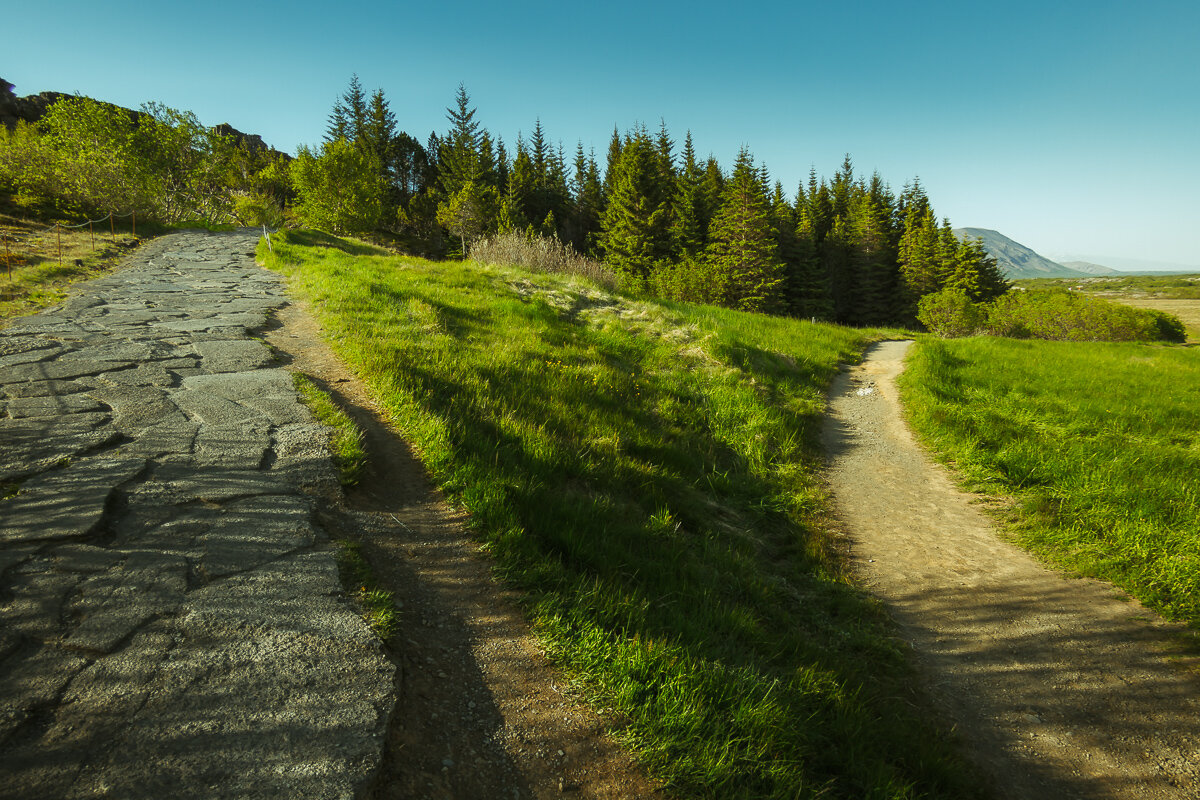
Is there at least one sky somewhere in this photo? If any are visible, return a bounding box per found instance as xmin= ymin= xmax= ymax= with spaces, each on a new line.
xmin=5 ymin=0 xmax=1198 ymax=269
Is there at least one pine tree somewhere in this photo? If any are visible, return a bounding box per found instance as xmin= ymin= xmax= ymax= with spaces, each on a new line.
xmin=705 ymin=148 xmax=786 ymax=312
xmin=603 ymin=126 xmax=623 ymax=197
xmin=700 ymin=157 xmax=725 ymax=231
xmin=897 ymin=203 xmax=941 ymax=305
xmin=569 ymin=142 xmax=604 ymax=253
xmin=848 ymin=173 xmax=900 ymax=324
xmin=671 ymin=132 xmax=707 ymax=257
xmin=439 ymin=84 xmax=484 ymax=196
xmin=600 ymin=130 xmax=672 ymax=277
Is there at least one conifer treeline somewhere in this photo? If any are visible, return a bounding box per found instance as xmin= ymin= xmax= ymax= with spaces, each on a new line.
xmin=310 ymin=78 xmax=1008 ymax=324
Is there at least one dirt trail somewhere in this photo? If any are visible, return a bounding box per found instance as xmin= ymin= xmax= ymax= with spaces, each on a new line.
xmin=263 ymin=301 xmax=659 ymax=800
xmin=823 ymin=340 xmax=1200 ymax=800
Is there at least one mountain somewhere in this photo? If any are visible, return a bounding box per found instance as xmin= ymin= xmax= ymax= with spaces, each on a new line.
xmin=953 ymin=228 xmax=1086 ymax=280
xmin=1058 ymin=260 xmax=1121 ymax=276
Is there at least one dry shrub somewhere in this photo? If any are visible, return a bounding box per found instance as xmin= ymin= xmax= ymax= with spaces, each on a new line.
xmin=470 ymin=231 xmax=616 ymax=289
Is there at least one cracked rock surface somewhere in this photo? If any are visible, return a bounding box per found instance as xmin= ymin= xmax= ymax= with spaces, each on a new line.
xmin=0 ymin=231 xmax=394 ymax=800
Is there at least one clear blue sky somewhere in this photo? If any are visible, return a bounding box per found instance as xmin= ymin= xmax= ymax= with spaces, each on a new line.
xmin=5 ymin=0 xmax=1198 ymax=268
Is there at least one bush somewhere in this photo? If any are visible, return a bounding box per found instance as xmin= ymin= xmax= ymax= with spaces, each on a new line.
xmin=916 ymin=287 xmax=984 ymax=337
xmin=639 ymin=256 xmax=729 ymax=306
xmin=982 ymin=289 xmax=1184 ymax=343
xmin=1149 ymin=309 xmax=1188 ymax=343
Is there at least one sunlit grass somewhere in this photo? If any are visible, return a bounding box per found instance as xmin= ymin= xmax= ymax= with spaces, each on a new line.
xmin=900 ymin=337 xmax=1200 ymax=625
xmin=260 ymin=229 xmax=982 ymax=799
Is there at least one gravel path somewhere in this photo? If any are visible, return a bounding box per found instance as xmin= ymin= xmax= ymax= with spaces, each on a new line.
xmin=824 ymin=340 xmax=1200 ymax=800
xmin=0 ymin=231 xmax=394 ymax=799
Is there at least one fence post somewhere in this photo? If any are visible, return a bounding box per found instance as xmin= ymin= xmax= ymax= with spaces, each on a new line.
xmin=132 ymin=211 xmax=136 ymax=238
xmin=57 ymin=224 xmax=62 ymax=266
xmin=110 ymin=214 xmax=116 ymax=243
xmin=90 ymin=220 xmax=95 ymax=252
xmin=4 ymin=233 xmax=10 ymax=281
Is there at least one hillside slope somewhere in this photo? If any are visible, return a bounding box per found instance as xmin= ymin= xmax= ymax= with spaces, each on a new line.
xmin=953 ymin=227 xmax=1085 ymax=280
xmin=1058 ymin=259 xmax=1122 ymax=275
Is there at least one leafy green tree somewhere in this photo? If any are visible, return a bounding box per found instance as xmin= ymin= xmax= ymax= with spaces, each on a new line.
xmin=135 ymin=102 xmax=235 ymax=222
xmin=291 ymin=138 xmax=382 ymax=233
xmin=35 ymin=95 xmax=144 ymax=215
xmin=705 ymin=148 xmax=786 ymax=312
xmin=437 ymin=179 xmax=495 ymax=254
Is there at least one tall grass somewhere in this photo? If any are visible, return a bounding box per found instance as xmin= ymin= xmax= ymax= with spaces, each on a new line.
xmin=470 ymin=230 xmax=617 ymax=289
xmin=900 ymin=337 xmax=1200 ymax=625
xmin=260 ymin=230 xmax=980 ymax=798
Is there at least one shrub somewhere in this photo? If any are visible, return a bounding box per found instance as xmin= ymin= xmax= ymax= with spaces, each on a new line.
xmin=639 ymin=256 xmax=728 ymax=306
xmin=982 ymin=289 xmax=1184 ymax=343
xmin=1148 ymin=309 xmax=1188 ymax=343
xmin=916 ymin=287 xmax=984 ymax=337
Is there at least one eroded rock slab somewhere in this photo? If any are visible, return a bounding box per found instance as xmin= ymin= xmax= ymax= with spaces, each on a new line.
xmin=0 ymin=230 xmax=393 ymax=800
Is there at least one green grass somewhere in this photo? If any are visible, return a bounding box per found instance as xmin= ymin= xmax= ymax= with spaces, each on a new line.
xmin=291 ymin=371 xmax=367 ymax=486
xmin=335 ymin=540 xmax=399 ymax=639
xmin=259 ymin=229 xmax=982 ymax=799
xmin=900 ymin=337 xmax=1200 ymax=625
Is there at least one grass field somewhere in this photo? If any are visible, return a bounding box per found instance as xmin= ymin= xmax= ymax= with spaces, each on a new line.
xmin=259 ymin=229 xmax=982 ymax=799
xmin=900 ymin=336 xmax=1200 ymax=627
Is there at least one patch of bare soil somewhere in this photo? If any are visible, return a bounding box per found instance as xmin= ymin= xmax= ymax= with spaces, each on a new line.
xmin=262 ymin=300 xmax=660 ymax=800
xmin=823 ymin=340 xmax=1200 ymax=800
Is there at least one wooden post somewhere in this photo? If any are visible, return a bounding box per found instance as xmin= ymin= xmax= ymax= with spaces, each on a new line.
xmin=110 ymin=214 xmax=116 ymax=243
xmin=57 ymin=224 xmax=62 ymax=266
xmin=132 ymin=211 xmax=136 ymax=238
xmin=90 ymin=220 xmax=95 ymax=251
xmin=4 ymin=233 xmax=10 ymax=281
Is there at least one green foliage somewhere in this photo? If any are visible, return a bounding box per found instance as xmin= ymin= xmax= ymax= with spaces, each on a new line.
xmin=639 ymin=255 xmax=728 ymax=306
xmin=705 ymin=149 xmax=786 ymax=312
xmin=900 ymin=337 xmax=1200 ymax=627
xmin=436 ymin=179 xmax=496 ymax=254
xmin=231 ymin=191 xmax=285 ymax=227
xmin=290 ymin=138 xmax=383 ymax=234
xmin=916 ymin=287 xmax=984 ymax=337
xmin=261 ymin=230 xmax=984 ymax=799
xmin=335 ymin=541 xmax=398 ymax=639
xmin=983 ymin=289 xmax=1184 ymax=342
xmin=600 ymin=129 xmax=673 ymax=277
xmin=0 ymin=95 xmax=283 ymax=225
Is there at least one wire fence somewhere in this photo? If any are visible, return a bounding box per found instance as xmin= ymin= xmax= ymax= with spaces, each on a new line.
xmin=1 ymin=210 xmax=139 ymax=280
xmin=3 ymin=212 xmax=279 ymax=281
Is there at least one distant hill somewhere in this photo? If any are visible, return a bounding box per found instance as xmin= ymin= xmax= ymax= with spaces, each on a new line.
xmin=1059 ymin=260 xmax=1121 ymax=276
xmin=953 ymin=228 xmax=1087 ymax=280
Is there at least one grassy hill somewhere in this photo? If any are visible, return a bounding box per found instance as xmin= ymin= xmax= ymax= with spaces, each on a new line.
xmin=258 ymin=230 xmax=982 ymax=799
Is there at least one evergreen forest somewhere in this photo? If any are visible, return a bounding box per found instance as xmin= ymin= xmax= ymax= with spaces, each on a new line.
xmin=0 ymin=76 xmax=1010 ymax=326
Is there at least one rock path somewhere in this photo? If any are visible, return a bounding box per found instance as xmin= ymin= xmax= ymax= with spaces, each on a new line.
xmin=0 ymin=231 xmax=394 ymax=799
